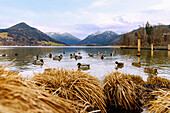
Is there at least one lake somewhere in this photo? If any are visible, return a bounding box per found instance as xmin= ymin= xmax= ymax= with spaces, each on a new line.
xmin=0 ymin=46 xmax=169 ymax=81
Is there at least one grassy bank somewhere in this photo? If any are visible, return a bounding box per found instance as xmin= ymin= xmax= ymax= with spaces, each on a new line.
xmin=0 ymin=65 xmax=169 ymax=113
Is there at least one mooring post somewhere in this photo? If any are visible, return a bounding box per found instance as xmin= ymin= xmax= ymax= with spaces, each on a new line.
xmin=151 ymin=44 xmax=153 ymax=57
xmin=137 ymin=38 xmax=141 ymax=57
xmin=168 ymin=44 xmax=170 ymax=57
xmin=138 ymin=56 xmax=141 ymax=63
xmin=151 ymin=43 xmax=153 ymax=51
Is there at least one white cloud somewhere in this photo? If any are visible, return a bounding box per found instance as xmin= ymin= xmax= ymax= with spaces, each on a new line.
xmin=90 ymin=0 xmax=108 ymax=8
xmin=149 ymin=0 xmax=170 ymax=10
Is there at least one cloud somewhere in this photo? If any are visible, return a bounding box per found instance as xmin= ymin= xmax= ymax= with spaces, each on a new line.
xmin=90 ymin=0 xmax=108 ymax=8
xmin=149 ymin=0 xmax=170 ymax=10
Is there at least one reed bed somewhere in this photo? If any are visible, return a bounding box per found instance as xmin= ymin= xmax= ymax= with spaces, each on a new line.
xmin=147 ymin=75 xmax=170 ymax=88
xmin=0 ymin=66 xmax=82 ymax=113
xmin=102 ymin=71 xmax=144 ymax=112
xmin=31 ymin=68 xmax=106 ymax=112
xmin=146 ymin=89 xmax=170 ymax=113
xmin=123 ymin=74 xmax=145 ymax=85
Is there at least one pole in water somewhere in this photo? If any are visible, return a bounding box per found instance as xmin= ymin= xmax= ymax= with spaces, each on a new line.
xmin=138 ymin=56 xmax=141 ymax=63
xmin=137 ymin=38 xmax=141 ymax=57
xmin=151 ymin=43 xmax=153 ymax=51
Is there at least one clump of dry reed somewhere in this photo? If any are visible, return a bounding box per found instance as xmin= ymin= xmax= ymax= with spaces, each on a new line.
xmin=146 ymin=89 xmax=170 ymax=113
xmin=123 ymin=74 xmax=145 ymax=85
xmin=31 ymin=68 xmax=106 ymax=112
xmin=0 ymin=66 xmax=78 ymax=113
xmin=102 ymin=71 xmax=144 ymax=112
xmin=147 ymin=75 xmax=170 ymax=87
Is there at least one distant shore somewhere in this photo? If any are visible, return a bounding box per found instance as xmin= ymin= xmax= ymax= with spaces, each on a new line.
xmin=0 ymin=45 xmax=169 ymax=50
xmin=108 ymin=45 xmax=168 ymax=50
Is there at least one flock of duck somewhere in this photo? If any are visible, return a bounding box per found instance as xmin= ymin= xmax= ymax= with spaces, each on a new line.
xmin=0 ymin=50 xmax=158 ymax=74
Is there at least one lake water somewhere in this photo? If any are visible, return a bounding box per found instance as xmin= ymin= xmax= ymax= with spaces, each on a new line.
xmin=0 ymin=46 xmax=169 ymax=81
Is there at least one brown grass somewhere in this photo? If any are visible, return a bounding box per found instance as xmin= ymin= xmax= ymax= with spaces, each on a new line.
xmin=0 ymin=32 xmax=13 ymax=39
xmin=102 ymin=71 xmax=144 ymax=111
xmin=31 ymin=68 xmax=106 ymax=112
xmin=0 ymin=66 xmax=81 ymax=113
xmin=146 ymin=89 xmax=170 ymax=113
xmin=147 ymin=75 xmax=170 ymax=87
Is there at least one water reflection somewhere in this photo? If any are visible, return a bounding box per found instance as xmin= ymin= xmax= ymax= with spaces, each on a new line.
xmin=0 ymin=46 xmax=169 ymax=81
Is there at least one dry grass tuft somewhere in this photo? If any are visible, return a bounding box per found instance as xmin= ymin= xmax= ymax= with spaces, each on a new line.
xmin=147 ymin=75 xmax=170 ymax=87
xmin=146 ymin=89 xmax=170 ymax=113
xmin=0 ymin=66 xmax=78 ymax=113
xmin=123 ymin=74 xmax=145 ymax=85
xmin=102 ymin=71 xmax=144 ymax=112
xmin=31 ymin=68 xmax=106 ymax=112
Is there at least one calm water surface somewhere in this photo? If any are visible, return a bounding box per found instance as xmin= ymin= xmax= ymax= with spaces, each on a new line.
xmin=0 ymin=46 xmax=169 ymax=81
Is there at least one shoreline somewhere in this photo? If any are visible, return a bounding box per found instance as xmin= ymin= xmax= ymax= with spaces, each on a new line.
xmin=120 ymin=46 xmax=168 ymax=50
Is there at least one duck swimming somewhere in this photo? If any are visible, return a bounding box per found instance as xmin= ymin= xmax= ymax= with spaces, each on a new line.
xmin=75 ymin=55 xmax=82 ymax=60
xmin=53 ymin=55 xmax=62 ymax=61
xmin=46 ymin=53 xmax=52 ymax=58
xmin=88 ymin=53 xmax=94 ymax=57
xmin=144 ymin=68 xmax=157 ymax=74
xmin=0 ymin=54 xmax=8 ymax=57
xmin=110 ymin=51 xmax=116 ymax=56
xmin=77 ymin=63 xmax=90 ymax=70
xmin=70 ymin=54 xmax=76 ymax=58
xmin=32 ymin=55 xmax=39 ymax=60
xmin=33 ymin=59 xmax=44 ymax=65
xmin=101 ymin=55 xmax=105 ymax=60
xmin=132 ymin=62 xmax=141 ymax=67
xmin=78 ymin=52 xmax=81 ymax=54
xmin=115 ymin=61 xmax=124 ymax=68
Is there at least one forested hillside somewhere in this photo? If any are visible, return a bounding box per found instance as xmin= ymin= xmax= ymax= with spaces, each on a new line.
xmin=119 ymin=22 xmax=170 ymax=46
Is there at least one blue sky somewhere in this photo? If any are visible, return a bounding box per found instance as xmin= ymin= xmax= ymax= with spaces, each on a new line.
xmin=0 ymin=0 xmax=169 ymax=39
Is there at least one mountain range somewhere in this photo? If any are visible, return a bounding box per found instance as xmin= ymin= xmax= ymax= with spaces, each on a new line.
xmin=77 ymin=31 xmax=119 ymax=45
xmin=46 ymin=32 xmax=80 ymax=45
xmin=0 ymin=22 xmax=65 ymax=46
xmin=0 ymin=22 xmax=120 ymax=46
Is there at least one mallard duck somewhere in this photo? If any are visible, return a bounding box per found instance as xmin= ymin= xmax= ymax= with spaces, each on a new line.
xmin=46 ymin=53 xmax=52 ymax=58
xmin=132 ymin=62 xmax=141 ymax=67
xmin=63 ymin=51 xmax=65 ymax=54
xmin=88 ymin=53 xmax=94 ymax=57
xmin=53 ymin=55 xmax=62 ymax=61
xmin=0 ymin=54 xmax=8 ymax=57
xmin=15 ymin=53 xmax=18 ymax=56
xmin=144 ymin=68 xmax=157 ymax=74
xmin=33 ymin=59 xmax=44 ymax=65
xmin=75 ymin=55 xmax=82 ymax=60
xmin=32 ymin=55 xmax=39 ymax=60
xmin=70 ymin=54 xmax=76 ymax=58
xmin=97 ymin=52 xmax=102 ymax=56
xmin=115 ymin=61 xmax=124 ymax=68
xmin=110 ymin=51 xmax=116 ymax=56
xmin=77 ymin=63 xmax=90 ymax=70
xmin=101 ymin=55 xmax=105 ymax=60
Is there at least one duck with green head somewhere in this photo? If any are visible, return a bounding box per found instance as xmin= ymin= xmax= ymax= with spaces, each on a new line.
xmin=53 ymin=55 xmax=62 ymax=61
xmin=115 ymin=61 xmax=124 ymax=68
xmin=33 ymin=59 xmax=44 ymax=65
xmin=77 ymin=63 xmax=90 ymax=70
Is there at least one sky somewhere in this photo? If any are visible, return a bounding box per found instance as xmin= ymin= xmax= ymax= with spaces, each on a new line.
xmin=0 ymin=0 xmax=169 ymax=39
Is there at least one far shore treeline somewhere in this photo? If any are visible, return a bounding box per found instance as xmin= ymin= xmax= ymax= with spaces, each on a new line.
xmin=0 ymin=22 xmax=169 ymax=46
